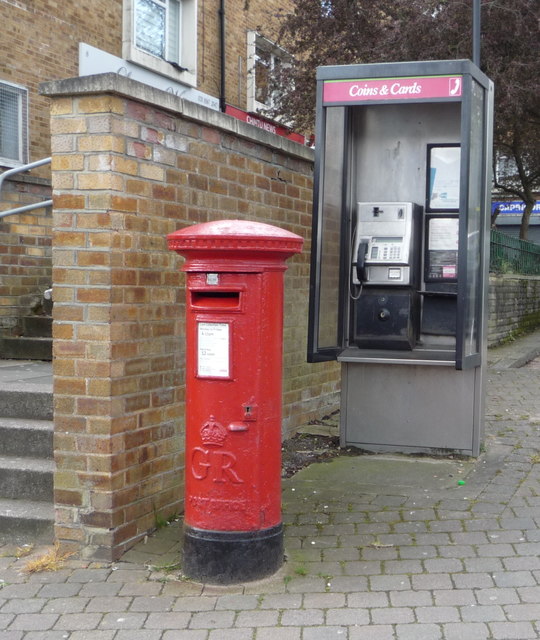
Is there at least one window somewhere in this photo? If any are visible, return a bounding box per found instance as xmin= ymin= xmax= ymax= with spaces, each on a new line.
xmin=495 ymin=153 xmax=518 ymax=183
xmin=0 ymin=81 xmax=28 ymax=167
xmin=247 ymin=31 xmax=289 ymax=115
xmin=123 ymin=0 xmax=197 ymax=86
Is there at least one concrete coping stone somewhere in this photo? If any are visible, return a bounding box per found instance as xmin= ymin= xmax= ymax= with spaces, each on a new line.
xmin=39 ymin=72 xmax=314 ymax=164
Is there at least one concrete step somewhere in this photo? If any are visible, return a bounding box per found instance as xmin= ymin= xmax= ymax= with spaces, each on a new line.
xmin=0 ymin=455 xmax=55 ymax=502
xmin=0 ymin=388 xmax=53 ymax=420
xmin=22 ymin=315 xmax=53 ymax=338
xmin=0 ymin=418 xmax=53 ymax=459
xmin=0 ymin=498 xmax=54 ymax=544
xmin=0 ymin=362 xmax=55 ymax=544
xmin=0 ymin=336 xmax=52 ymax=361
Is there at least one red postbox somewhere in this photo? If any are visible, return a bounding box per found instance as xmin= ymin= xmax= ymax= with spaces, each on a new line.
xmin=167 ymin=219 xmax=303 ymax=583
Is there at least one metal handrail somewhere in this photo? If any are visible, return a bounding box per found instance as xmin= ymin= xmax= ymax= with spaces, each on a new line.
xmin=0 ymin=157 xmax=53 ymax=219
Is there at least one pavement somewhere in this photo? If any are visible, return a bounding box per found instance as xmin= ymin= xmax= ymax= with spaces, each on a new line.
xmin=0 ymin=330 xmax=539 ymax=639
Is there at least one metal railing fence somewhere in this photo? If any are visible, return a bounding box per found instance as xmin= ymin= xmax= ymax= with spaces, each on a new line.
xmin=490 ymin=229 xmax=540 ymax=275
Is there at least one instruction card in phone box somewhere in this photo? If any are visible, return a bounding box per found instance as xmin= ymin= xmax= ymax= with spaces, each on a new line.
xmin=197 ymin=322 xmax=230 ymax=378
xmin=429 ymin=218 xmax=459 ymax=251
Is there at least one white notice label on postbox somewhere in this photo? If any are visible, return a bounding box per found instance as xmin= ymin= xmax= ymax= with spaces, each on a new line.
xmin=197 ymin=322 xmax=230 ymax=378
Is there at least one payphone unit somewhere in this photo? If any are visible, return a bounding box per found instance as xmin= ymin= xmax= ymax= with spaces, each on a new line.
xmin=352 ymin=202 xmax=420 ymax=287
xmin=351 ymin=201 xmax=422 ymax=350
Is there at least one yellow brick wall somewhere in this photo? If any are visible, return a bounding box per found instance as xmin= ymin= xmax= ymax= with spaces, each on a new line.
xmin=0 ymin=1 xmax=122 ymax=168
xmin=0 ymin=0 xmax=289 ymax=169
xmin=1 ymin=0 xmax=293 ymax=330
xmin=0 ymin=1 xmax=123 ymax=328
xmin=198 ymin=0 xmax=288 ymax=109
xmin=44 ymin=76 xmax=339 ymax=560
xmin=0 ymin=178 xmax=52 ymax=333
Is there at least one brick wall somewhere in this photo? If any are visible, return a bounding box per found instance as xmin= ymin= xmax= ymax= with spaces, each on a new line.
xmin=1 ymin=0 xmax=293 ymax=330
xmin=0 ymin=1 xmax=122 ymax=169
xmin=1 ymin=1 xmax=122 ymax=330
xmin=41 ymin=73 xmax=339 ymax=560
xmin=0 ymin=0 xmax=289 ymax=172
xmin=488 ymin=274 xmax=540 ymax=347
xmin=0 ymin=177 xmax=53 ymax=334
xmin=201 ymin=0 xmax=289 ymax=109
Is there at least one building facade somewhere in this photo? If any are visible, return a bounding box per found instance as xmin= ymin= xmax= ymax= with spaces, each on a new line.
xmin=0 ymin=0 xmax=297 ymax=335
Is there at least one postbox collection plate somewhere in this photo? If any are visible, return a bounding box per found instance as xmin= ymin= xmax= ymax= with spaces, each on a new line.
xmin=197 ymin=321 xmax=230 ymax=378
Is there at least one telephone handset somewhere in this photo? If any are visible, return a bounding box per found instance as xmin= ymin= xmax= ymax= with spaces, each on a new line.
xmin=353 ymin=240 xmax=369 ymax=284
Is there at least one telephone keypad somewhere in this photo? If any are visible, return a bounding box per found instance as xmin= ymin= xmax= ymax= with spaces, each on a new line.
xmin=373 ymin=244 xmax=401 ymax=261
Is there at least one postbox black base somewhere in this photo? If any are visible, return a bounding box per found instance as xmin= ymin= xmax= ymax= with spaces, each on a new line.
xmin=182 ymin=523 xmax=283 ymax=584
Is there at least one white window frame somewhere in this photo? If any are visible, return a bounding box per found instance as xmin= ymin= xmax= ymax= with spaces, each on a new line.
xmin=247 ymin=31 xmax=290 ymax=116
xmin=123 ymin=0 xmax=197 ymax=87
xmin=0 ymin=80 xmax=28 ymax=168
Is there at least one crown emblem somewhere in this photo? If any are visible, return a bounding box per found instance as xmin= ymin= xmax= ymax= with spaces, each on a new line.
xmin=200 ymin=416 xmax=227 ymax=447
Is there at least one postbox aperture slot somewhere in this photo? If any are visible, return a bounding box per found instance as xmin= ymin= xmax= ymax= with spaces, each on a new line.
xmin=191 ymin=290 xmax=241 ymax=310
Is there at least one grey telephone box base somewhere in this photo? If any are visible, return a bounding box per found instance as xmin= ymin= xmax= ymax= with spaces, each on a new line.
xmin=340 ymin=362 xmax=484 ymax=457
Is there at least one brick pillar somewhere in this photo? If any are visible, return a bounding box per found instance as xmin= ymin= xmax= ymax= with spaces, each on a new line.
xmin=50 ymin=93 xmax=184 ymax=560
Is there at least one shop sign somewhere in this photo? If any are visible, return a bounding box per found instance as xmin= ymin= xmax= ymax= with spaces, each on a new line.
xmin=492 ymin=201 xmax=540 ymax=215
xmin=225 ymin=105 xmax=306 ymax=144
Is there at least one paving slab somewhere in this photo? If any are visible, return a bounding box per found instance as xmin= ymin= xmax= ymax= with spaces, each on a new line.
xmin=285 ymin=454 xmax=473 ymax=495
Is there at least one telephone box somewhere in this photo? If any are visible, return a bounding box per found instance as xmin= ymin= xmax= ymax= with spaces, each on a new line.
xmin=168 ymin=219 xmax=303 ymax=584
xmin=308 ymin=60 xmax=494 ymax=456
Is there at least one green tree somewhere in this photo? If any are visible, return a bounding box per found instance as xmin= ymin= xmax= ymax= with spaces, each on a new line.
xmin=272 ymin=0 xmax=539 ymax=239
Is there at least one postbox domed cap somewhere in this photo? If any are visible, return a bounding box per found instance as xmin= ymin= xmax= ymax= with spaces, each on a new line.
xmin=167 ymin=219 xmax=303 ymax=270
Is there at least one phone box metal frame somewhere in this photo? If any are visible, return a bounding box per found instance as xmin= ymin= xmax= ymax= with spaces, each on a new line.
xmin=308 ymin=60 xmax=494 ymax=456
